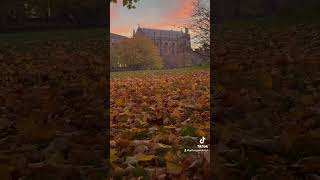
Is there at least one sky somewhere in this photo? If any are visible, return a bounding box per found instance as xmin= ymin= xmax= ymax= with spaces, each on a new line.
xmin=110 ymin=0 xmax=195 ymax=38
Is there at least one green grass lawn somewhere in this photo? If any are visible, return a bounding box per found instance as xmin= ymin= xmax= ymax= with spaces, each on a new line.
xmin=0 ymin=28 xmax=106 ymax=44
xmin=110 ymin=65 xmax=210 ymax=79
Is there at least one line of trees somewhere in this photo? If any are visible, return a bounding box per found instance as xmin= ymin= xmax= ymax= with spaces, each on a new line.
xmin=111 ymin=35 xmax=163 ymax=71
xmin=0 ymin=0 xmax=107 ymax=31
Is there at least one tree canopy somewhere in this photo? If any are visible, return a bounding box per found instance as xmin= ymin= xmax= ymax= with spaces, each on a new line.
xmin=110 ymin=0 xmax=141 ymax=9
xmin=189 ymin=0 xmax=210 ymax=56
xmin=0 ymin=0 xmax=107 ymax=30
xmin=111 ymin=35 xmax=163 ymax=71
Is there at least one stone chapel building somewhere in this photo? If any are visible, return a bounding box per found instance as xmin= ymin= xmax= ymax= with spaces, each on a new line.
xmin=110 ymin=33 xmax=128 ymax=46
xmin=133 ymin=26 xmax=192 ymax=67
xmin=110 ymin=26 xmax=193 ymax=69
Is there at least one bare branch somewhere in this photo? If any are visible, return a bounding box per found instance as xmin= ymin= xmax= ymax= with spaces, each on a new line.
xmin=188 ymin=0 xmax=210 ymax=54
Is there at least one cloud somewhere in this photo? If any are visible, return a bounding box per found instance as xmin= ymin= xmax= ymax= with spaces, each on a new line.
xmin=111 ymin=26 xmax=132 ymax=36
xmin=139 ymin=0 xmax=194 ymax=31
xmin=149 ymin=0 xmax=194 ymax=30
xmin=172 ymin=0 xmax=194 ymax=19
xmin=110 ymin=3 xmax=120 ymax=21
xmin=110 ymin=0 xmax=195 ymax=36
xmin=110 ymin=10 xmax=119 ymax=21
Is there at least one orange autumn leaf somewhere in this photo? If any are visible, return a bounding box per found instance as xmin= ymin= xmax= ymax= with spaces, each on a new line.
xmin=196 ymin=129 xmax=205 ymax=137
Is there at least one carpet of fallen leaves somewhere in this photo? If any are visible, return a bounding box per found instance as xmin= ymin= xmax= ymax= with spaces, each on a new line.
xmin=0 ymin=39 xmax=108 ymax=179
xmin=110 ymin=68 xmax=210 ymax=179
xmin=213 ymin=23 xmax=320 ymax=179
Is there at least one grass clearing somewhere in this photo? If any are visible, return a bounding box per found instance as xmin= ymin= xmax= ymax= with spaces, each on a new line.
xmin=110 ymin=65 xmax=210 ymax=79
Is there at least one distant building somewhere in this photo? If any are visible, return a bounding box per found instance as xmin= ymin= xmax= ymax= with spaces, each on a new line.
xmin=110 ymin=33 xmax=128 ymax=46
xmin=133 ymin=26 xmax=191 ymax=57
xmin=111 ymin=27 xmax=192 ymax=68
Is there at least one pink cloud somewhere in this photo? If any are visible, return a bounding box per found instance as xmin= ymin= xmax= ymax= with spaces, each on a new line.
xmin=111 ymin=0 xmax=195 ymax=36
xmin=146 ymin=0 xmax=194 ymax=31
xmin=175 ymin=0 xmax=193 ymax=18
xmin=140 ymin=0 xmax=195 ymax=32
xmin=140 ymin=21 xmax=182 ymax=31
xmin=110 ymin=0 xmax=125 ymax=21
xmin=110 ymin=8 xmax=119 ymax=21
xmin=111 ymin=26 xmax=132 ymax=36
xmin=172 ymin=0 xmax=194 ymax=19
xmin=112 ymin=26 xmax=128 ymax=33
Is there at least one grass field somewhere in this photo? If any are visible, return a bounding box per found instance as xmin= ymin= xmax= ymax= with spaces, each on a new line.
xmin=110 ymin=66 xmax=210 ymax=179
xmin=111 ymin=65 xmax=210 ymax=78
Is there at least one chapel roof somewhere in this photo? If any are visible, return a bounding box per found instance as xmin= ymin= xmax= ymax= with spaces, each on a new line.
xmin=110 ymin=33 xmax=128 ymax=40
xmin=137 ymin=27 xmax=186 ymax=39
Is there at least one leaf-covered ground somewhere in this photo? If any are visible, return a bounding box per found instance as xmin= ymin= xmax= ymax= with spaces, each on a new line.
xmin=110 ymin=67 xmax=210 ymax=179
xmin=213 ymin=22 xmax=320 ymax=179
xmin=0 ymin=38 xmax=108 ymax=179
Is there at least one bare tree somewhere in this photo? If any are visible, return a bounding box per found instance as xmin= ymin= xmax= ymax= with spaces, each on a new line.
xmin=189 ymin=0 xmax=210 ymax=57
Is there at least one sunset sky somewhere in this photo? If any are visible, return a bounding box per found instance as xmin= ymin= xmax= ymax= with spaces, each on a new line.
xmin=110 ymin=0 xmax=195 ymax=37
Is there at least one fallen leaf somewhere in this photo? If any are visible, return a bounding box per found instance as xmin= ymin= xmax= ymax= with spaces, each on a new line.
xmin=110 ymin=149 xmax=117 ymax=162
xmin=133 ymin=154 xmax=156 ymax=162
xmin=196 ymin=129 xmax=205 ymax=137
xmin=166 ymin=162 xmax=182 ymax=175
